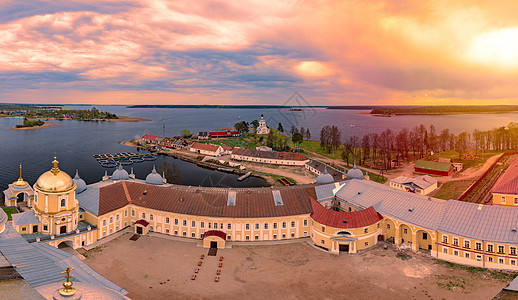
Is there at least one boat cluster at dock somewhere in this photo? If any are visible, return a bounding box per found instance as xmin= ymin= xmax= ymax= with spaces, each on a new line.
xmin=93 ymin=152 xmax=157 ymax=167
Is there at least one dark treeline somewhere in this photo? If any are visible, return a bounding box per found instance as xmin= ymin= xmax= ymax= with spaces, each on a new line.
xmin=320 ymin=123 xmax=518 ymax=170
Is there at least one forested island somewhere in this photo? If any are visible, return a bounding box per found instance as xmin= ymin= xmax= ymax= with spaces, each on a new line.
xmin=370 ymin=105 xmax=518 ymax=115
xmin=1 ymin=104 xmax=118 ymax=120
xmin=15 ymin=118 xmax=44 ymax=128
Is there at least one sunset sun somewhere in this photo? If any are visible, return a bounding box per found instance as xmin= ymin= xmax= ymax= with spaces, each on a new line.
xmin=468 ymin=27 xmax=518 ymax=69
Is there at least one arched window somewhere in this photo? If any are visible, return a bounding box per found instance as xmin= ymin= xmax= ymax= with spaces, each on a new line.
xmin=60 ymin=199 xmax=66 ymax=207
xmin=337 ymin=231 xmax=352 ymax=236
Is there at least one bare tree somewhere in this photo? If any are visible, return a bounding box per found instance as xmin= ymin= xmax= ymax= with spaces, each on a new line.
xmin=361 ymin=134 xmax=370 ymax=165
xmin=330 ymin=126 xmax=342 ymax=151
xmin=157 ymin=160 xmax=182 ymax=184
xmin=320 ymin=126 xmax=332 ymax=152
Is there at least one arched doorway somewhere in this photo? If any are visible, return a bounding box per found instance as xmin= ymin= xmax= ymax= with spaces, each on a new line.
xmin=416 ymin=229 xmax=432 ymax=251
xmin=57 ymin=240 xmax=74 ymax=249
xmin=399 ymin=224 xmax=413 ymax=245
xmin=60 ymin=225 xmax=67 ymax=234
xmin=383 ymin=219 xmax=396 ymax=242
xmin=16 ymin=193 xmax=28 ymax=210
xmin=17 ymin=193 xmax=24 ymax=203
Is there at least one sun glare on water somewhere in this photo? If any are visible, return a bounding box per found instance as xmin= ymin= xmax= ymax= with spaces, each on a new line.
xmin=468 ymin=27 xmax=518 ymax=70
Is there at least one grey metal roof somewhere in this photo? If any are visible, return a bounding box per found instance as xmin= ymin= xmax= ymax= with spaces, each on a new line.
xmin=390 ymin=175 xmax=437 ymax=190
xmin=346 ymin=164 xmax=364 ymax=180
xmin=316 ymin=167 xmax=335 ymax=184
xmin=145 ymin=166 xmax=164 ymax=185
xmin=504 ymin=275 xmax=518 ymax=292
xmin=438 ymin=201 xmax=518 ymax=244
xmin=11 ymin=211 xmax=39 ymax=226
xmin=335 ymin=179 xmax=447 ymax=230
xmin=32 ymin=243 xmax=127 ymax=295
xmin=76 ymin=181 xmax=112 ymax=216
xmin=0 ymin=207 xmax=7 ymax=228
xmin=111 ymin=165 xmax=129 ymax=180
xmin=73 ymin=170 xmax=87 ymax=194
xmin=0 ymin=223 xmax=64 ymax=287
xmin=0 ymin=223 xmax=127 ymax=294
xmin=306 ymin=159 xmax=343 ymax=180
xmin=314 ymin=182 xmax=342 ymax=200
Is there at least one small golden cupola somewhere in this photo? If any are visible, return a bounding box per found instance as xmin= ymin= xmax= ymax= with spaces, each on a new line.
xmin=34 ymin=156 xmax=75 ymax=193
xmin=13 ymin=164 xmax=28 ymax=188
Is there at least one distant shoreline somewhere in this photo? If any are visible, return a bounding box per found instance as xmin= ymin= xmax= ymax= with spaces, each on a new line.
xmin=1 ymin=115 xmax=150 ymax=122
xmin=358 ymin=111 xmax=518 ymax=116
xmin=366 ymin=105 xmax=518 ymax=116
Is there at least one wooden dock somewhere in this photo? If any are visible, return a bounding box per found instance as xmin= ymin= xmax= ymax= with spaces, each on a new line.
xmin=237 ymin=172 xmax=251 ymax=181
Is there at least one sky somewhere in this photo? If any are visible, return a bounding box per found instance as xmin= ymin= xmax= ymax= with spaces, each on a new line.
xmin=1 ymin=0 xmax=518 ymax=105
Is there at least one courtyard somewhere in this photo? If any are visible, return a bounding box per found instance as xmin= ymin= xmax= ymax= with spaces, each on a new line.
xmin=83 ymin=233 xmax=515 ymax=300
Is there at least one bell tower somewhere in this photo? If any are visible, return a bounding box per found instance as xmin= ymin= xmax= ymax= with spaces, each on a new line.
xmin=33 ymin=156 xmax=78 ymax=236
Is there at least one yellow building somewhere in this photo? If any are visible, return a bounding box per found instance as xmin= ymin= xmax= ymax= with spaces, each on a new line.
xmin=9 ymin=157 xmax=97 ymax=249
xmin=310 ymin=199 xmax=383 ymax=253
xmin=4 ymin=155 xmax=518 ymax=272
xmin=491 ymin=159 xmax=518 ymax=207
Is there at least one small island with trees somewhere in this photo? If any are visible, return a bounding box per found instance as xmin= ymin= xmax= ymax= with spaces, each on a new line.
xmin=15 ymin=118 xmax=45 ymax=129
xmin=1 ymin=104 xmax=150 ymax=125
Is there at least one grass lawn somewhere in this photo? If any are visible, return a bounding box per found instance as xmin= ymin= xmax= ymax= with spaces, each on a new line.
xmin=2 ymin=206 xmax=18 ymax=221
xmin=423 ymin=150 xmax=506 ymax=170
xmin=431 ymin=180 xmax=476 ymax=200
xmin=300 ymin=140 xmax=344 ymax=160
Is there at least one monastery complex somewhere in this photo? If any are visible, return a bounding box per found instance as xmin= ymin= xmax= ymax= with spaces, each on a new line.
xmin=3 ymin=155 xmax=518 ymax=279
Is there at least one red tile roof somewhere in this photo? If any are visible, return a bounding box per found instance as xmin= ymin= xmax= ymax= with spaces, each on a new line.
xmin=310 ymin=198 xmax=383 ymax=229
xmin=142 ymin=134 xmax=158 ymax=141
xmin=232 ymin=148 xmax=308 ymax=161
xmin=190 ymin=142 xmax=221 ymax=152
xmin=492 ymin=159 xmax=518 ymax=195
xmin=99 ymin=182 xmax=130 ymax=215
xmin=135 ymin=219 xmax=149 ymax=227
xmin=98 ymin=181 xmax=314 ymax=218
xmin=209 ymin=130 xmax=239 ymax=137
xmin=221 ymin=146 xmax=233 ymax=151
xmin=203 ymin=230 xmax=226 ymax=240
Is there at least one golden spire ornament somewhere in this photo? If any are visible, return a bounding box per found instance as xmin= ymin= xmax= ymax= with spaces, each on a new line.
xmin=52 ymin=153 xmax=60 ymax=175
xmin=18 ymin=164 xmax=23 ymax=181
xmin=59 ymin=266 xmax=76 ymax=296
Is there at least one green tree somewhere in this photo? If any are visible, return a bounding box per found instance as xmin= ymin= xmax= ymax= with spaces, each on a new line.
xmin=251 ymin=120 xmax=259 ymax=133
xmin=277 ymin=122 xmax=284 ymax=133
xmin=292 ymin=132 xmax=303 ymax=145
xmin=181 ymin=129 xmax=192 ymax=138
xmin=234 ymin=121 xmax=249 ymax=135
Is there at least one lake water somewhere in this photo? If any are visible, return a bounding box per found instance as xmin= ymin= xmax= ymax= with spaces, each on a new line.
xmin=1 ymin=105 xmax=518 ymax=201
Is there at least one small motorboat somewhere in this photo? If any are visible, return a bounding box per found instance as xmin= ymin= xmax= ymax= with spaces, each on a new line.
xmin=142 ymin=155 xmax=157 ymax=161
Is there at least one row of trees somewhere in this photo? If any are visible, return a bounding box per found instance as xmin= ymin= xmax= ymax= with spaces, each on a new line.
xmin=320 ymin=122 xmax=518 ymax=170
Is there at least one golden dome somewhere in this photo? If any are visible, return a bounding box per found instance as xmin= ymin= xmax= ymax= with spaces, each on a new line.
xmin=13 ymin=164 xmax=29 ymax=188
xmin=34 ymin=156 xmax=75 ymax=193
